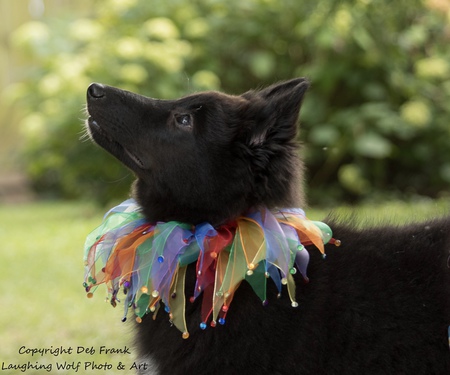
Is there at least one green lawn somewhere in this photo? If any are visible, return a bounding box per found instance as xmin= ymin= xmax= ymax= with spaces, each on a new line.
xmin=0 ymin=201 xmax=133 ymax=374
xmin=306 ymin=197 xmax=450 ymax=224
xmin=0 ymin=199 xmax=448 ymax=373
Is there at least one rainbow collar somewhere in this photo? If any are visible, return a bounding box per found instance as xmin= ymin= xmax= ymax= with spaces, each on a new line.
xmin=83 ymin=199 xmax=338 ymax=339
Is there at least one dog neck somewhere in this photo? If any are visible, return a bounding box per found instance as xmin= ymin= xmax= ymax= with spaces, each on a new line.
xmin=83 ymin=199 xmax=339 ymax=339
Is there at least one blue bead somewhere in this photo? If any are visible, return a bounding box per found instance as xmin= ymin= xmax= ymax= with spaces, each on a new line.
xmin=157 ymin=256 xmax=164 ymax=263
xmin=218 ymin=318 xmax=225 ymax=325
xmin=199 ymin=322 xmax=207 ymax=330
xmin=164 ymin=305 xmax=170 ymax=313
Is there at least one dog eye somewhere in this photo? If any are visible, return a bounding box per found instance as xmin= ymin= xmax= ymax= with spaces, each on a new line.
xmin=175 ymin=114 xmax=192 ymax=128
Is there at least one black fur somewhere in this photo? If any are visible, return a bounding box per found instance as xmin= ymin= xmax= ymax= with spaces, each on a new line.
xmin=87 ymin=79 xmax=307 ymax=225
xmin=86 ymin=79 xmax=450 ymax=374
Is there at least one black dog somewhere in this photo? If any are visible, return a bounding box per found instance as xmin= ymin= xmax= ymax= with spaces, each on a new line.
xmin=86 ymin=79 xmax=450 ymax=374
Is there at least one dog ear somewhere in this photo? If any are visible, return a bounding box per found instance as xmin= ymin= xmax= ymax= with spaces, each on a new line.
xmin=238 ymin=79 xmax=308 ymax=206
xmin=256 ymin=77 xmax=309 ymax=102
xmin=242 ymin=78 xmax=310 ymax=146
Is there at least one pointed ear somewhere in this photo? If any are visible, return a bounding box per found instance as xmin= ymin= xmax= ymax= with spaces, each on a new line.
xmin=256 ymin=77 xmax=309 ymax=102
xmin=241 ymin=78 xmax=310 ymax=146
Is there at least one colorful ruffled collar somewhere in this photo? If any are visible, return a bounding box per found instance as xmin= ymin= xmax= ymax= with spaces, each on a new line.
xmin=83 ymin=199 xmax=339 ymax=339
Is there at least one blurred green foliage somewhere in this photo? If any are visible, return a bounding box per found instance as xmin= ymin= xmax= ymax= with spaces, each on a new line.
xmin=9 ymin=0 xmax=450 ymax=204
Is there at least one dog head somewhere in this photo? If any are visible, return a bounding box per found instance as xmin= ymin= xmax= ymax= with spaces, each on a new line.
xmin=86 ymin=78 xmax=309 ymax=225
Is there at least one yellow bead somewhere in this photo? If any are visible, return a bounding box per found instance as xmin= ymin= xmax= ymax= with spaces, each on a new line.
xmin=182 ymin=332 xmax=189 ymax=339
xmin=248 ymin=263 xmax=255 ymax=270
xmin=87 ymin=292 xmax=93 ymax=299
xmin=136 ymin=317 xmax=142 ymax=323
xmin=141 ymin=286 xmax=148 ymax=294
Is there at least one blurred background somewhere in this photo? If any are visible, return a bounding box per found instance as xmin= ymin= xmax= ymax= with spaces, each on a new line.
xmin=1 ymin=1 xmax=450 ymax=371
xmin=1 ymin=0 xmax=450 ymax=207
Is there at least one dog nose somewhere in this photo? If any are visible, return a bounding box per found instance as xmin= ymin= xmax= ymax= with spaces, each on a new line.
xmin=88 ymin=83 xmax=105 ymax=99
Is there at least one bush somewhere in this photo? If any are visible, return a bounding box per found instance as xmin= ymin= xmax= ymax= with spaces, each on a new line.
xmin=10 ymin=0 xmax=450 ymax=205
